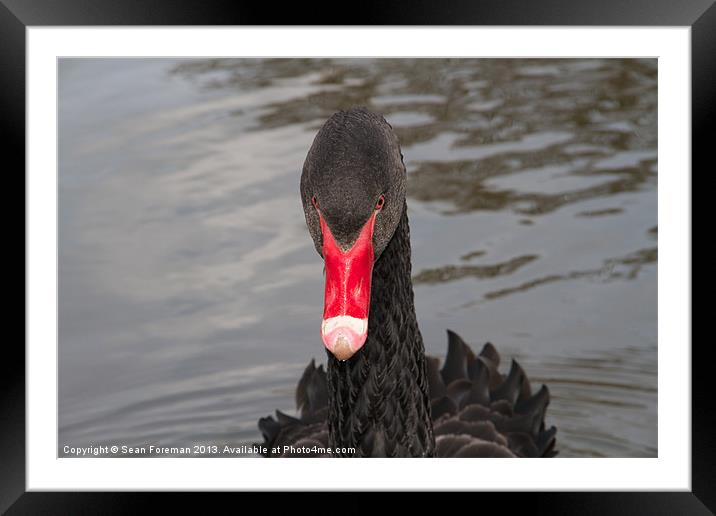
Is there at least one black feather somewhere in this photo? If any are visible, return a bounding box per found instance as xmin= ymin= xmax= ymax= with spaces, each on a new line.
xmin=441 ymin=330 xmax=470 ymax=384
xmin=491 ymin=360 xmax=526 ymax=405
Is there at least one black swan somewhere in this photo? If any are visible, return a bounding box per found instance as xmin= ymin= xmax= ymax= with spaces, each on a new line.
xmin=258 ymin=107 xmax=557 ymax=458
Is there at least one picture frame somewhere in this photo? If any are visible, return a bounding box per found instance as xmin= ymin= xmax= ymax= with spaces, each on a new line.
xmin=5 ymin=0 xmax=708 ymax=511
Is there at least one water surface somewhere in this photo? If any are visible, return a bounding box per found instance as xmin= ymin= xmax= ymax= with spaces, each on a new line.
xmin=59 ymin=58 xmax=657 ymax=457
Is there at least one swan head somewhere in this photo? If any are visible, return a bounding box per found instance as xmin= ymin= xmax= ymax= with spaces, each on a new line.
xmin=300 ymin=108 xmax=407 ymax=361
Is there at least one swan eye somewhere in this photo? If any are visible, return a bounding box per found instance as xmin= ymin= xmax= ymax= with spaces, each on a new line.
xmin=312 ymin=195 xmax=319 ymax=210
xmin=375 ymin=195 xmax=385 ymax=211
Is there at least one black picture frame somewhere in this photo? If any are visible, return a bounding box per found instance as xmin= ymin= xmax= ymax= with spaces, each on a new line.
xmin=4 ymin=0 xmax=709 ymax=512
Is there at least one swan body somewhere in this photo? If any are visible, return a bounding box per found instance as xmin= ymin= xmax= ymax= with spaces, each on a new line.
xmin=258 ymin=108 xmax=556 ymax=457
xmin=259 ymin=330 xmax=556 ymax=457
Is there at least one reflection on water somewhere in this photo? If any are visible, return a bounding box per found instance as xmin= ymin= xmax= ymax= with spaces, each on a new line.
xmin=59 ymin=58 xmax=657 ymax=457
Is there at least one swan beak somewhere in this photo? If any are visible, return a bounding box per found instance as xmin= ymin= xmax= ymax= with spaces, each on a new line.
xmin=319 ymin=211 xmax=376 ymax=361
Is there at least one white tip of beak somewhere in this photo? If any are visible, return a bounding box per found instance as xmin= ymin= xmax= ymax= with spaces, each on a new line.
xmin=321 ymin=316 xmax=368 ymax=360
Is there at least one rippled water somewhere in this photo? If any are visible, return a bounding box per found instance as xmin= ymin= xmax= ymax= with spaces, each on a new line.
xmin=58 ymin=58 xmax=657 ymax=458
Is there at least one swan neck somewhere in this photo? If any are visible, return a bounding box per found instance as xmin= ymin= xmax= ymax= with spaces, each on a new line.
xmin=326 ymin=204 xmax=435 ymax=457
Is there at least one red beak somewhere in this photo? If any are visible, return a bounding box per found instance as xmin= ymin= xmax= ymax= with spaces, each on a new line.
xmin=319 ymin=211 xmax=376 ymax=361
